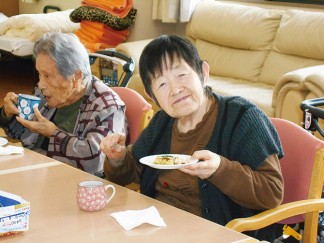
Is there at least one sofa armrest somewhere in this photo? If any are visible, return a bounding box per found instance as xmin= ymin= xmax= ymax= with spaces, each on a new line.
xmin=115 ymin=39 xmax=153 ymax=75
xmin=273 ymin=65 xmax=324 ymax=124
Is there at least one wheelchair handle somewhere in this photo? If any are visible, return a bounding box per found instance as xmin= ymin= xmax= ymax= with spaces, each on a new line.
xmin=92 ymin=49 xmax=135 ymax=87
xmin=300 ymin=97 xmax=324 ymax=119
xmin=96 ymin=50 xmax=134 ymax=67
xmin=301 ymin=97 xmax=324 ymax=137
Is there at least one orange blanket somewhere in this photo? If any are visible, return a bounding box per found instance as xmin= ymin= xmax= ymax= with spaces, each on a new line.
xmin=75 ymin=28 xmax=125 ymax=46
xmin=81 ymin=0 xmax=132 ymax=18
xmin=80 ymin=21 xmax=129 ymax=43
xmin=77 ymin=34 xmax=115 ymax=53
xmin=75 ymin=20 xmax=130 ymax=52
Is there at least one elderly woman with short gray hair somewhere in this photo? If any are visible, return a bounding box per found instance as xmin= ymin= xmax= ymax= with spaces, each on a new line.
xmin=0 ymin=32 xmax=127 ymax=177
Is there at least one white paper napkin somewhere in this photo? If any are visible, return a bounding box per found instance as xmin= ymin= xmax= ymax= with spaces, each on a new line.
xmin=111 ymin=206 xmax=166 ymax=231
xmin=0 ymin=145 xmax=24 ymax=156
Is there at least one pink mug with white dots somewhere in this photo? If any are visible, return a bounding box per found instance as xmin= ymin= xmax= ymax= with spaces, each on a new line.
xmin=77 ymin=180 xmax=115 ymax=212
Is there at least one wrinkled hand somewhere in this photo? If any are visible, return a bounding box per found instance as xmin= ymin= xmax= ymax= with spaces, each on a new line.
xmin=16 ymin=106 xmax=57 ymax=137
xmin=100 ymin=132 xmax=127 ymax=166
xmin=179 ymin=150 xmax=221 ymax=179
xmin=2 ymin=92 xmax=19 ymax=118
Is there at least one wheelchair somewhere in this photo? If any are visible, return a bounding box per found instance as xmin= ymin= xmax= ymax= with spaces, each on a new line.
xmin=301 ymin=98 xmax=324 ymax=243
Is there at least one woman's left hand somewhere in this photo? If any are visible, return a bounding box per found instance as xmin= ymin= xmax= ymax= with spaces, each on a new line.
xmin=178 ymin=150 xmax=221 ymax=179
xmin=16 ymin=106 xmax=58 ymax=137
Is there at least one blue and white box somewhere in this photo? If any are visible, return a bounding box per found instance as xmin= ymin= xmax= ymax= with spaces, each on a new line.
xmin=0 ymin=190 xmax=30 ymax=237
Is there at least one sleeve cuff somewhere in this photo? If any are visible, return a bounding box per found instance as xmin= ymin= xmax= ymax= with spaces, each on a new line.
xmin=49 ymin=129 xmax=69 ymax=153
xmin=0 ymin=106 xmax=14 ymax=125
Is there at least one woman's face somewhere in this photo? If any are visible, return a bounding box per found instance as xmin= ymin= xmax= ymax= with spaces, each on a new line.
xmin=151 ymin=56 xmax=209 ymax=120
xmin=36 ymin=53 xmax=75 ymax=108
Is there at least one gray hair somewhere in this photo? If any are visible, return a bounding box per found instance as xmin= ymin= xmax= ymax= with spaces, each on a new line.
xmin=33 ymin=32 xmax=91 ymax=80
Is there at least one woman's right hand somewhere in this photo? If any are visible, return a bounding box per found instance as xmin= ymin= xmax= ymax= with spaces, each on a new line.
xmin=3 ymin=92 xmax=19 ymax=118
xmin=100 ymin=132 xmax=127 ymax=166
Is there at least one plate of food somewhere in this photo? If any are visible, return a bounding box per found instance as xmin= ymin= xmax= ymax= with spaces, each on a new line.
xmin=139 ymin=154 xmax=198 ymax=169
xmin=0 ymin=137 xmax=8 ymax=147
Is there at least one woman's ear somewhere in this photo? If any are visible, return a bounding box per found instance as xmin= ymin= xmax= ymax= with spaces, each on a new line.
xmin=144 ymin=88 xmax=153 ymax=100
xmin=144 ymin=88 xmax=160 ymax=107
xmin=73 ymin=70 xmax=83 ymax=88
xmin=202 ymin=61 xmax=210 ymax=84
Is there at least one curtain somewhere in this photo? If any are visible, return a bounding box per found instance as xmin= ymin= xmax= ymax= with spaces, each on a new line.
xmin=152 ymin=0 xmax=201 ymax=23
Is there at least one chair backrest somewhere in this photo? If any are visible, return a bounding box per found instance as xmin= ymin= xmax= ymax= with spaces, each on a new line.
xmin=111 ymin=87 xmax=154 ymax=144
xmin=270 ymin=118 xmax=324 ymax=224
xmin=225 ymin=118 xmax=324 ymax=242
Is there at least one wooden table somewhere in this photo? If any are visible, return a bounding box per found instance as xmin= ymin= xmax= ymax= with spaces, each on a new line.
xmin=0 ymin=147 xmax=60 ymax=174
xmin=0 ymin=160 xmax=259 ymax=242
xmin=0 ymin=131 xmax=59 ymax=174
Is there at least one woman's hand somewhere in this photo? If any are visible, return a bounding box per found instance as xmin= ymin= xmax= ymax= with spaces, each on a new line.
xmin=179 ymin=150 xmax=221 ymax=179
xmin=3 ymin=92 xmax=19 ymax=118
xmin=16 ymin=106 xmax=57 ymax=137
xmin=100 ymin=132 xmax=127 ymax=166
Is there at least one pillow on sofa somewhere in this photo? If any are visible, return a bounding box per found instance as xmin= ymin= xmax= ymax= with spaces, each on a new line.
xmin=186 ymin=0 xmax=284 ymax=50
xmin=196 ymin=39 xmax=267 ymax=82
xmin=273 ymin=10 xmax=324 ymax=60
xmin=186 ymin=0 xmax=284 ymax=83
xmin=260 ymin=10 xmax=324 ymax=86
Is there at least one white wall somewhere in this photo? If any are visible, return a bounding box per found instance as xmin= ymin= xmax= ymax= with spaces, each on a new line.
xmin=19 ymin=0 xmax=186 ymax=41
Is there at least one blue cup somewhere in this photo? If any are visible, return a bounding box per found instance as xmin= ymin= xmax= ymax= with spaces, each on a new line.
xmin=17 ymin=94 xmax=41 ymax=120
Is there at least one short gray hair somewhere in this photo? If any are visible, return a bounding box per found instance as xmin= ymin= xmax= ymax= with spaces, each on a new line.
xmin=33 ymin=32 xmax=91 ymax=80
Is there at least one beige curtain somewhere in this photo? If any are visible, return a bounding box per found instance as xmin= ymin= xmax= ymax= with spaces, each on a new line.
xmin=152 ymin=0 xmax=201 ymax=23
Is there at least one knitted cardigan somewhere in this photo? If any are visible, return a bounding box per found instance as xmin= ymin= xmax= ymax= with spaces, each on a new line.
xmin=132 ymin=94 xmax=283 ymax=225
xmin=0 ymin=76 xmax=127 ymax=175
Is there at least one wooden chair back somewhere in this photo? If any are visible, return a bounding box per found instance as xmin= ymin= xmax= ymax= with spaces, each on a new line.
xmin=225 ymin=118 xmax=324 ymax=242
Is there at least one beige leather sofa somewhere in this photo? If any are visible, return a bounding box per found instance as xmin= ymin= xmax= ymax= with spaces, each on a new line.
xmin=116 ymin=0 xmax=324 ymax=127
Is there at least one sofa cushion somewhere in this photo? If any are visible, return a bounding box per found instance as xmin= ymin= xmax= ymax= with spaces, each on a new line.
xmin=273 ymin=10 xmax=324 ymax=60
xmin=259 ymin=9 xmax=324 ymax=86
xmin=196 ymin=39 xmax=267 ymax=82
xmin=186 ymin=0 xmax=283 ymax=50
xmin=207 ymin=76 xmax=275 ymax=117
xmin=186 ymin=0 xmax=284 ymax=83
xmin=259 ymin=51 xmax=324 ymax=86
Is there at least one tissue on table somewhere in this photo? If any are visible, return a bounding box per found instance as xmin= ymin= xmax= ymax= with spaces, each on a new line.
xmin=111 ymin=206 xmax=166 ymax=231
xmin=0 ymin=190 xmax=30 ymax=237
xmin=0 ymin=145 xmax=24 ymax=156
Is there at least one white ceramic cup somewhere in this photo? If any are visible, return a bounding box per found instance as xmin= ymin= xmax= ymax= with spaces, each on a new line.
xmin=17 ymin=94 xmax=41 ymax=120
xmin=77 ymin=180 xmax=116 ymax=212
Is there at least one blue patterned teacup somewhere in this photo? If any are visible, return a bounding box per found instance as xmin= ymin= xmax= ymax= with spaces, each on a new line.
xmin=17 ymin=94 xmax=41 ymax=120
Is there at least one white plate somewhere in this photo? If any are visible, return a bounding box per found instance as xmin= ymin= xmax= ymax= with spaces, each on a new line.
xmin=139 ymin=154 xmax=198 ymax=169
xmin=0 ymin=137 xmax=8 ymax=147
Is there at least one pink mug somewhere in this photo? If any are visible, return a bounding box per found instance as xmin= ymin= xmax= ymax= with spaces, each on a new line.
xmin=77 ymin=180 xmax=116 ymax=212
